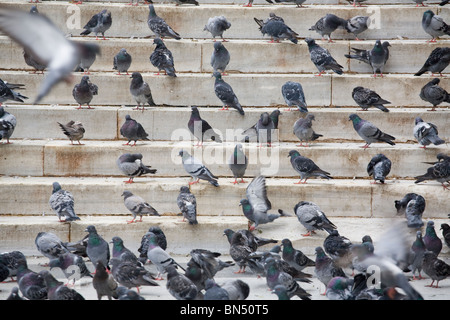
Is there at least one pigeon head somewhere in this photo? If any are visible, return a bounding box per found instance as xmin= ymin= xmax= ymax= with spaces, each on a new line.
xmin=382 ymin=41 xmax=391 ymax=49
xmin=414 ymin=117 xmax=424 ymax=125
xmin=148 ymin=4 xmax=157 ymax=16
xmin=213 ymin=41 xmax=224 ymax=51
xmin=430 ymin=78 xmax=440 ymax=85
xmin=180 ymin=186 xmax=190 ymax=193
xmin=130 ymin=71 xmax=143 ymax=81
xmin=373 ymin=40 xmax=383 ymax=51
xmin=212 ymin=71 xmax=222 ymax=80
xmin=191 ymin=106 xmax=200 ymax=115
xmin=287 ymin=149 xmax=300 ymax=158
xmin=119 ymin=48 xmax=127 ymax=54
xmin=304 ymin=38 xmax=316 ymax=47
xmin=110 ymin=236 xmax=124 ymax=246
xmin=260 ymin=112 xmax=271 ymax=125
xmin=125 ymin=114 xmax=132 ymax=121
xmin=52 ymin=182 xmax=62 ymax=193
xmin=306 ymin=114 xmax=315 ymax=121
xmin=85 ymin=225 xmax=97 ymax=234
xmin=80 ymin=75 xmax=90 ymax=83
xmin=239 ymin=198 xmax=251 ymax=209
xmin=423 ymin=10 xmax=434 ymax=18
xmin=121 ymin=190 xmax=133 ymax=199
xmin=348 ymin=113 xmax=361 ymax=123
xmin=153 ymin=38 xmax=165 ymax=48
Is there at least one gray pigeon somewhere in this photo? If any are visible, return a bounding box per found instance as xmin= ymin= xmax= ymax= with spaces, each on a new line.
xmin=122 ymin=190 xmax=160 ymax=224
xmin=41 ymin=270 xmax=85 ymax=300
xmin=323 ymin=230 xmax=354 ymax=269
xmin=111 ymin=236 xmax=141 ymax=265
xmin=0 ymin=78 xmax=28 ymax=106
xmin=264 ymin=0 xmax=307 ymax=7
xmin=116 ymin=153 xmax=157 ymax=184
xmin=211 ymin=41 xmax=230 ymax=75
xmin=16 ymin=260 xmax=47 ymax=300
xmin=281 ymin=238 xmax=315 ymax=271
xmin=288 ymin=149 xmax=333 ymax=184
xmin=35 ymin=232 xmax=70 ymax=261
xmin=415 ymin=154 xmax=450 ymax=188
xmin=120 ymin=115 xmax=149 ymax=146
xmin=179 ymin=150 xmax=219 ymax=187
xmin=85 ymin=225 xmax=110 ymax=271
xmin=177 ymin=186 xmax=198 ymax=225
xmin=166 ymin=265 xmax=199 ymax=300
xmin=422 ymin=251 xmax=450 ymax=288
xmin=48 ymin=182 xmax=80 ymax=222
xmin=130 ymin=72 xmax=156 ymax=110
xmin=287 ymin=201 xmax=336 ymax=236
xmin=24 ymin=49 xmax=47 ymax=74
xmin=138 ymin=227 xmax=167 ymax=264
xmin=188 ymin=106 xmax=222 ymax=147
xmin=229 ymin=231 xmax=254 ymax=274
xmin=213 ymin=71 xmax=244 ymax=115
xmin=6 ymin=287 xmax=24 ymax=301
xmin=113 ymin=48 xmax=132 ymax=75
xmin=228 ymin=143 xmax=248 ymax=184
xmin=347 ymin=0 xmax=368 ymax=6
xmin=58 ymin=120 xmax=85 ymax=145
xmin=413 ymin=117 xmax=445 ymax=148
xmin=75 ymin=43 xmax=100 ymax=74
xmin=80 ymin=9 xmax=112 ymax=40
xmin=282 ymin=81 xmax=308 ymax=112
xmin=117 ymin=286 xmax=146 ymax=300
xmin=150 ymin=38 xmax=176 ymax=77
xmin=314 ymin=246 xmax=346 ymax=293
xmin=345 ymin=40 xmax=391 ymax=77
xmin=367 ymin=153 xmax=392 ymax=184
xmin=48 ymin=251 xmax=92 ymax=284
xmin=293 ymin=114 xmax=323 ymax=147
xmin=0 ymin=106 xmax=16 ymax=144
xmin=409 ymin=231 xmax=426 ymax=280
xmin=419 ymin=78 xmax=450 ymax=111
xmin=348 ymin=113 xmax=396 ymax=148
xmin=415 ymin=47 xmax=450 ymax=76
xmin=352 ymin=86 xmax=391 ymax=112
xmin=345 ymin=16 xmax=369 ymax=41
xmin=109 ymin=257 xmax=158 ymax=292
xmin=254 ymin=17 xmax=298 ymax=44
xmin=72 ymin=75 xmax=98 ymax=109
xmin=255 ymin=112 xmax=276 ymax=147
xmin=309 ymin=13 xmax=348 ymax=42
xmin=395 ymin=193 xmax=425 ymax=229
xmin=221 ymin=279 xmax=250 ymax=300
xmin=204 ymin=279 xmax=230 ymax=300
xmin=173 ymin=0 xmax=199 ymax=5
xmin=147 ymin=4 xmax=181 ymax=40
xmin=92 ymin=261 xmax=119 ymax=300
xmin=422 ymin=10 xmax=450 ymax=42
xmin=204 ymin=16 xmax=231 ymax=42
xmin=305 ymin=38 xmax=343 ymax=76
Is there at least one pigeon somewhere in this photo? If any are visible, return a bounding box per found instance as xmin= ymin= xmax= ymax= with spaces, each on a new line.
xmin=305 ymin=38 xmax=343 ymax=76
xmin=16 ymin=260 xmax=47 ymax=300
xmin=150 ymin=38 xmax=176 ymax=77
xmin=288 ymin=149 xmax=333 ymax=184
xmin=348 ymin=113 xmax=396 ymax=148
xmin=72 ymin=75 xmax=98 ymax=109
xmin=441 ymin=223 xmax=450 ymax=249
xmin=0 ymin=251 xmax=27 ymax=282
xmin=24 ymin=48 xmax=47 ymax=74
xmin=419 ymin=78 xmax=450 ymax=111
xmin=287 ymin=201 xmax=337 ymax=236
xmin=347 ymin=0 xmax=368 ymax=6
xmin=173 ymin=0 xmax=199 ymax=5
xmin=414 ymin=154 xmax=450 ymax=188
xmin=0 ymin=106 xmax=16 ymax=144
xmin=422 ymin=10 xmax=450 ymax=42
xmin=138 ymin=226 xmax=168 ymax=264
xmin=395 ymin=193 xmax=425 ymax=229
xmin=413 ymin=0 xmax=427 ymax=6
xmin=293 ymin=114 xmax=323 ymax=147
xmin=254 ymin=112 xmax=276 ymax=147
xmin=204 ymin=16 xmax=231 ymax=42
xmin=166 ymin=265 xmax=199 ymax=300
xmin=120 ymin=115 xmax=150 ymax=146
xmin=440 ymin=0 xmax=449 ymax=5
xmin=58 ymin=120 xmax=85 ymax=145
xmin=228 ymin=143 xmax=248 ymax=184
xmin=121 ymin=190 xmax=160 ymax=224
xmin=345 ymin=40 xmax=391 ymax=77
xmin=271 ymin=284 xmax=290 ymax=300
xmin=223 ymin=229 xmax=277 ymax=251
xmin=111 ymin=236 xmax=141 ymax=265
xmin=80 ymin=9 xmax=112 ymax=40
xmin=204 ymin=279 xmax=230 ymax=300
xmin=345 ymin=16 xmax=370 ymax=41
xmin=35 ymin=232 xmax=70 ymax=262
xmin=352 ymin=86 xmax=391 ymax=112
xmin=212 ymin=71 xmax=244 ymax=115
xmin=117 ymin=153 xmax=157 ymax=184
xmin=117 ymin=287 xmax=146 ymax=300
xmin=413 ymin=117 xmax=445 ymax=148
xmin=113 ymin=48 xmax=132 ymax=75
xmin=254 ymin=17 xmax=298 ymax=44
xmin=129 ymin=72 xmax=156 ymax=110
xmin=0 ymin=7 xmax=100 ymax=104
xmin=323 ymin=230 xmax=353 ymax=268
xmin=177 ymin=186 xmax=198 ymax=225
xmin=93 ymin=261 xmax=119 ymax=300
xmin=415 ymin=47 xmax=450 ymax=76
xmin=409 ymin=231 xmax=426 ymax=280
xmin=281 ymin=238 xmax=315 ymax=272
xmin=0 ymin=79 xmax=28 ymax=106
xmin=211 ymin=41 xmax=230 ymax=75
xmin=241 ymin=109 xmax=282 ymax=142
xmin=325 ymin=276 xmax=355 ymax=300
xmin=221 ymin=279 xmax=250 ymax=300
xmin=109 ymin=258 xmax=158 ymax=292
xmin=147 ymin=4 xmax=181 ymax=40
xmin=188 ymin=106 xmax=222 ymax=147
xmin=422 ymin=251 xmax=450 ymax=288
xmin=424 ymin=221 xmax=443 ymax=256
xmin=189 ymin=248 xmax=234 ymax=280
xmin=309 ymin=14 xmax=348 ymax=42
xmin=229 ymin=231 xmax=254 ymax=274
xmin=63 ymin=234 xmax=89 ymax=258
xmin=75 ymin=43 xmax=100 ymax=74
xmin=281 ymin=81 xmax=308 ymax=112
xmin=314 ymin=246 xmax=346 ymax=294
xmin=6 ymin=287 xmax=24 ymax=301
xmin=0 ymin=262 xmax=9 ymax=283
xmin=41 ymin=270 xmax=84 ymax=300
xmin=367 ymin=153 xmax=392 ymax=184
xmin=48 ymin=182 xmax=80 ymax=222
xmin=265 ymin=0 xmax=307 ymax=7
xmin=48 ymin=252 xmax=92 ymax=284
xmin=85 ymin=225 xmax=110 ymax=271
xmin=179 ymin=149 xmax=219 ymax=187
xmin=350 ymin=235 xmax=374 ymax=274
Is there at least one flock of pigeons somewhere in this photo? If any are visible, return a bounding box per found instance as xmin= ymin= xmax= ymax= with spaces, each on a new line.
xmin=0 ymin=0 xmax=449 ymax=301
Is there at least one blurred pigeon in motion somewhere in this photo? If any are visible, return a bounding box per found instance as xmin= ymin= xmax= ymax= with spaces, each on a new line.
xmin=109 ymin=258 xmax=158 ymax=292
xmin=309 ymin=13 xmax=348 ymax=42
xmin=441 ymin=223 xmax=450 ymax=249
xmin=75 ymin=43 xmax=100 ymax=74
xmin=228 ymin=143 xmax=248 ymax=184
xmin=204 ymin=279 xmax=230 ymax=300
xmin=120 ymin=115 xmax=149 ymax=146
xmin=422 ymin=10 xmax=450 ymax=42
xmin=352 ymin=86 xmax=391 ymax=112
xmin=0 ymin=79 xmax=28 ymax=106
xmin=424 ymin=221 xmax=443 ymax=256
xmin=35 ymin=232 xmax=70 ymax=262
xmin=281 ymin=238 xmax=315 ymax=271
xmin=138 ymin=226 xmax=167 ymax=264
xmin=293 ymin=114 xmax=323 ymax=147
xmin=16 ymin=259 xmax=47 ymax=300
xmin=413 ymin=117 xmax=445 ymax=148
xmin=113 ymin=48 xmax=132 ymax=75
xmin=282 ymin=81 xmax=307 ymax=112
xmin=117 ymin=153 xmax=157 ymax=184
xmin=179 ymin=150 xmax=219 ymax=187
xmin=323 ymin=230 xmax=353 ymax=268
xmin=188 ymin=106 xmax=222 ymax=147
xmin=284 ymin=201 xmax=337 ymax=236
xmin=345 ymin=16 xmax=369 ymax=41
xmin=395 ymin=193 xmax=425 ymax=229
xmin=409 ymin=231 xmax=426 ymax=280
xmin=80 ymin=9 xmax=112 ymax=40
xmin=419 ymin=78 xmax=450 ymax=111
xmin=41 ymin=270 xmax=85 ymax=300
xmin=204 ymin=16 xmax=231 ymax=42
xmin=48 ymin=251 xmax=92 ymax=284
xmin=414 ymin=154 xmax=450 ymax=188
xmin=0 ymin=106 xmax=16 ymax=144
xmin=415 ymin=47 xmax=450 ymax=77
xmin=367 ymin=153 xmax=392 ymax=184
xmin=305 ymin=38 xmax=343 ymax=76
xmin=130 ymin=72 xmax=156 ymax=110
xmin=72 ymin=75 xmax=98 ymax=109
xmin=173 ymin=0 xmax=199 ymax=5
xmin=349 ymin=113 xmax=396 ymax=148
xmin=345 ymin=40 xmax=390 ymax=77
xmin=93 ymin=261 xmax=119 ymax=300
xmin=422 ymin=251 xmax=450 ymax=288
xmin=147 ymin=4 xmax=181 ymax=40
xmin=177 ymin=186 xmax=198 ymax=225
xmin=150 ymin=38 xmax=176 ymax=77
xmin=49 ymin=182 xmax=80 ymax=222
xmin=314 ymin=246 xmax=346 ymax=294
xmin=212 ymin=71 xmax=244 ymax=115
xmin=221 ymin=279 xmax=250 ymax=300
xmin=288 ymin=149 xmax=333 ymax=184
xmin=254 ymin=17 xmax=298 ymax=44
xmin=211 ymin=41 xmax=230 ymax=75
xmin=122 ymin=190 xmax=160 ymax=224
xmin=58 ymin=120 xmax=85 ymax=145
xmin=85 ymin=225 xmax=110 ymax=271
xmin=166 ymin=265 xmax=199 ymax=300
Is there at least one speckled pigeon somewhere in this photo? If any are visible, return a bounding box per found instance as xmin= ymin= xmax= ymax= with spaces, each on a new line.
xmin=395 ymin=193 xmax=425 ymax=229
xmin=48 ymin=182 xmax=80 ymax=222
xmin=345 ymin=16 xmax=369 ymax=41
xmin=419 ymin=78 xmax=450 ymax=111
xmin=309 ymin=13 xmax=347 ymax=42
xmin=422 ymin=10 xmax=450 ymax=42
xmin=255 ymin=17 xmax=298 ymax=44
xmin=147 ymin=4 xmax=181 ymax=40
xmin=288 ymin=149 xmax=332 ymax=183
xmin=352 ymin=86 xmax=391 ymax=112
xmin=177 ymin=186 xmax=198 ymax=225
xmin=345 ymin=40 xmax=390 ymax=77
xmin=117 ymin=153 xmax=157 ymax=184
xmin=282 ymin=81 xmax=307 ymax=112
xmin=415 ymin=47 xmax=450 ymax=76
xmin=323 ymin=230 xmax=353 ymax=268
xmin=150 ymin=38 xmax=176 ymax=77
xmin=228 ymin=143 xmax=248 ymax=184
xmin=0 ymin=251 xmax=27 ymax=282
xmin=305 ymin=38 xmax=343 ymax=75
xmin=367 ymin=153 xmax=392 ymax=184
xmin=166 ymin=265 xmax=199 ymax=300
xmin=286 ymin=201 xmax=336 ymax=236
xmin=0 ymin=106 xmax=16 ymax=144
xmin=120 ymin=115 xmax=149 ymax=146
xmin=113 ymin=48 xmax=132 ymax=75
xmin=213 ymin=71 xmax=244 ymax=115
xmin=72 ymin=75 xmax=98 ymax=109
xmin=80 ymin=9 xmax=112 ymax=40
xmin=35 ymin=231 xmax=70 ymax=261
xmin=229 ymin=231 xmax=254 ymax=274
xmin=413 ymin=117 xmax=445 ymax=148
xmin=414 ymin=154 xmax=450 ymax=188
xmin=130 ymin=72 xmax=156 ymax=110
xmin=16 ymin=260 xmax=47 ymax=300
xmin=422 ymin=251 xmax=450 ymax=288
xmin=204 ymin=16 xmax=231 ymax=42
xmin=293 ymin=114 xmax=322 ymax=147
xmin=441 ymin=223 xmax=450 ymax=249
xmin=179 ymin=149 xmax=219 ymax=186
xmin=349 ymin=113 xmax=396 ymax=148
xmin=109 ymin=258 xmax=158 ymax=292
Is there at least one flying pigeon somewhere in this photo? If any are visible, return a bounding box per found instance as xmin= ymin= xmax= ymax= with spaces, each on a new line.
xmin=109 ymin=258 xmax=158 ymax=292
xmin=345 ymin=16 xmax=370 ymax=41
xmin=116 ymin=153 xmax=157 ymax=183
xmin=286 ymin=201 xmax=337 ymax=236
xmin=345 ymin=40 xmax=391 ymax=77
xmin=415 ymin=47 xmax=450 ymax=77
xmin=323 ymin=230 xmax=354 ymax=268
xmin=150 ymin=38 xmax=176 ymax=77
xmin=367 ymin=153 xmax=392 ymax=184
xmin=422 ymin=10 xmax=450 ymax=42
xmin=85 ymin=225 xmax=110 ymax=271
xmin=179 ymin=150 xmax=219 ymax=187
xmin=413 ymin=117 xmax=445 ymax=148
xmin=281 ymin=238 xmax=315 ymax=271
xmin=48 ymin=252 xmax=92 ymax=284
xmin=424 ymin=221 xmax=443 ymax=256
xmin=121 ymin=190 xmax=160 ymax=224
xmin=422 ymin=251 xmax=450 ymax=288
xmin=314 ymin=246 xmax=346 ymax=294
xmin=0 ymin=78 xmax=28 ymax=106
xmin=147 ymin=4 xmax=181 ymax=40
xmin=352 ymin=86 xmax=391 ymax=112
xmin=48 ymin=182 xmax=80 ymax=222
xmin=419 ymin=78 xmax=450 ymax=111
xmin=204 ymin=16 xmax=231 ymax=42
xmin=348 ymin=113 xmax=396 ymax=148
xmin=120 ymin=115 xmax=150 ymax=146
xmin=254 ymin=17 xmax=298 ymax=44
xmin=177 ymin=186 xmax=198 ymax=225
xmin=211 ymin=41 xmax=230 ymax=75
xmin=305 ymin=38 xmax=343 ymax=76
xmin=75 ymin=43 xmax=100 ymax=74
xmin=41 ymin=270 xmax=85 ymax=300
xmin=80 ymin=9 xmax=112 ymax=40
xmin=72 ymin=75 xmax=98 ymax=109
xmin=0 ymin=106 xmax=16 ymax=144
xmin=212 ymin=71 xmax=244 ymax=115
xmin=409 ymin=231 xmax=426 ymax=280
xmin=58 ymin=120 xmax=85 ymax=145
xmin=129 ymin=72 xmax=156 ymax=110
xmin=113 ymin=48 xmax=132 ymax=75
xmin=288 ymin=149 xmax=333 ymax=184
xmin=228 ymin=143 xmax=248 ymax=184
xmin=166 ymin=265 xmax=199 ymax=300
xmin=293 ymin=114 xmax=323 ymax=147
xmin=309 ymin=14 xmax=348 ymax=43
xmin=415 ymin=154 xmax=450 ymax=188
xmin=92 ymin=261 xmax=119 ymax=300
xmin=395 ymin=193 xmax=425 ymax=229
xmin=35 ymin=232 xmax=70 ymax=262
xmin=188 ymin=106 xmax=222 ymax=147
xmin=282 ymin=81 xmax=308 ymax=112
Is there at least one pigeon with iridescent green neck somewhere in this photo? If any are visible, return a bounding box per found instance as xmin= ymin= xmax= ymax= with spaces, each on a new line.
xmin=424 ymin=221 xmax=443 ymax=256
xmin=349 ymin=114 xmax=395 ymax=148
xmin=85 ymin=225 xmax=110 ymax=271
xmin=281 ymin=238 xmax=315 ymax=271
